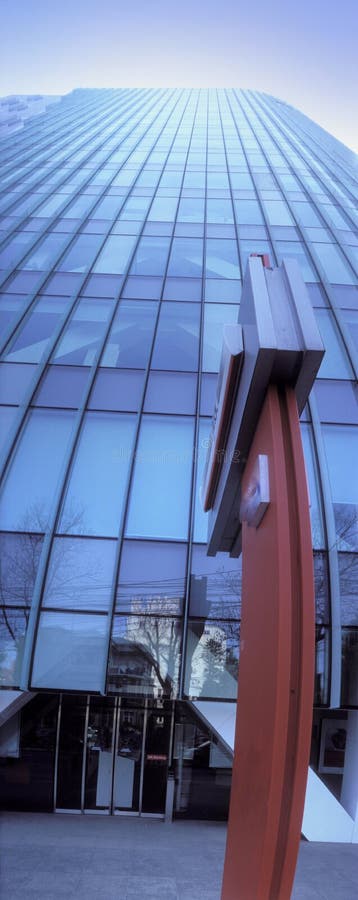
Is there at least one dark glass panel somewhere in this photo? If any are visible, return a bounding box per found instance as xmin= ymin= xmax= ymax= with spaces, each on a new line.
xmin=0 ymin=694 xmax=59 ymax=812
xmin=56 ymin=695 xmax=86 ymax=809
xmin=141 ymin=709 xmax=172 ymax=813
xmin=114 ymin=703 xmax=144 ymax=812
xmin=341 ymin=629 xmax=358 ymax=707
xmin=173 ymin=706 xmax=232 ymax=820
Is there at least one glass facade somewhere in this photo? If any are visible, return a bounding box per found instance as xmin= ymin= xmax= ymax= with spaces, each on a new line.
xmin=0 ymin=88 xmax=357 ymax=819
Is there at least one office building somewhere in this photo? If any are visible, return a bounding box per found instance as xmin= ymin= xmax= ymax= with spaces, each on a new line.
xmin=0 ymin=89 xmax=357 ymax=836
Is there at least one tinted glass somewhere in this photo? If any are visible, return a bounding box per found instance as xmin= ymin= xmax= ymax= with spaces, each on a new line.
xmin=59 ymin=412 xmax=136 ymax=537
xmin=126 ymin=415 xmax=194 ymax=540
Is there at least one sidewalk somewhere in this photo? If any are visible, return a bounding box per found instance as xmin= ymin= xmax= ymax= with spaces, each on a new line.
xmin=1 ymin=812 xmax=357 ymax=899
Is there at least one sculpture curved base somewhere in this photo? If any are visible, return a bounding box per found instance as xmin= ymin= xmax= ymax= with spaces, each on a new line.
xmin=221 ymin=385 xmax=315 ymax=900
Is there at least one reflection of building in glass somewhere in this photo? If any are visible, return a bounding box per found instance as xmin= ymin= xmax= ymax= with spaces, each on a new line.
xmin=0 ymin=89 xmax=357 ymax=835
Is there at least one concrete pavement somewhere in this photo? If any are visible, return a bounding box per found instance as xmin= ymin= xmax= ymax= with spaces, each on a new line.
xmin=1 ymin=812 xmax=357 ymax=899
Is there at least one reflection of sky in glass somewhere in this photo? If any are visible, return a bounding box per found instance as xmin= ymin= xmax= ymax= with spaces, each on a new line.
xmin=2 ymin=0 xmax=357 ymax=152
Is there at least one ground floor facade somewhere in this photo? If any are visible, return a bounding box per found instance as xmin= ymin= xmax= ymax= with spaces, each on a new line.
xmin=0 ymin=693 xmax=232 ymax=820
xmin=1 ymin=690 xmax=357 ymax=841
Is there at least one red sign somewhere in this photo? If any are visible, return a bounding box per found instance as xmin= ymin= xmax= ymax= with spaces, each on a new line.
xmin=146 ymin=754 xmax=167 ymax=761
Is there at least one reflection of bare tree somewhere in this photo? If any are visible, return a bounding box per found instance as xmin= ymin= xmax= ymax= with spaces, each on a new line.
xmin=333 ymin=503 xmax=357 ymax=553
xmin=0 ymin=503 xmax=89 ymax=682
xmin=109 ymin=599 xmax=181 ymax=698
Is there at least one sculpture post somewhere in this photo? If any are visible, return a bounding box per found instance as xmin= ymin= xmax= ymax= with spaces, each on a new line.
xmin=202 ymin=256 xmax=325 ymax=899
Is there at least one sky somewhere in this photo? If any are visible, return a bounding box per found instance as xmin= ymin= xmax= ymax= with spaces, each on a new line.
xmin=1 ymin=0 xmax=357 ymax=152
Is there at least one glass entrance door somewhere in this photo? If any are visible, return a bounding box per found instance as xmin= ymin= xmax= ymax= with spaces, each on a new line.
xmin=113 ymin=702 xmax=144 ymax=813
xmin=84 ymin=696 xmax=115 ymax=812
xmin=55 ymin=695 xmax=173 ymax=816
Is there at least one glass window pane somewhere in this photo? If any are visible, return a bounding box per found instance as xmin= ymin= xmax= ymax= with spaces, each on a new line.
xmin=34 ymin=365 xmax=90 ymax=407
xmin=119 ymin=195 xmax=151 ymax=221
xmin=42 ymin=536 xmax=117 ymax=611
xmin=177 ymin=197 xmax=205 ymax=223
xmin=32 ymin=611 xmax=107 ymax=690
xmin=4 ymin=298 xmax=70 ymax=363
xmin=205 ymin=239 xmax=240 ymax=279
xmin=144 ymin=371 xmax=197 ymax=414
xmin=185 ymin=619 xmax=239 ymax=699
xmin=100 ymin=300 xmax=158 ymax=368
xmin=0 ymin=294 xmax=29 ymax=335
xmin=207 ymin=199 xmax=234 ymax=225
xmin=108 ymin=614 xmax=181 ymax=697
xmin=116 ymin=540 xmax=187 ymax=613
xmin=89 ymin=369 xmax=145 ymax=411
xmin=203 ymin=304 xmax=238 ymax=372
xmin=0 ymin=406 xmax=18 ymax=453
xmin=193 ymin=419 xmax=210 ymax=543
xmin=341 ymin=628 xmax=358 ymax=706
xmin=148 ymin=196 xmax=178 ymax=222
xmin=322 ymin=425 xmax=358 ymax=551
xmin=262 ymin=199 xmax=294 ymax=226
xmin=200 ymin=373 xmax=217 ymax=416
xmin=0 ymin=409 xmax=75 ymax=532
xmin=62 ymin=194 xmax=95 ymax=218
xmin=240 ymin=239 xmax=273 ymax=273
xmin=151 ymin=303 xmax=200 ymax=372
xmin=0 ymin=362 xmax=37 ymax=404
xmin=93 ymin=235 xmax=137 ymax=274
xmin=339 ymin=553 xmax=358 ymax=626
xmin=57 ymin=234 xmax=103 ymax=273
xmin=234 ymin=199 xmax=263 ymax=225
xmin=291 ymin=202 xmax=322 ymax=228
xmin=22 ymin=233 xmax=68 ymax=270
xmin=301 ymin=424 xmax=325 ymax=548
xmin=276 ymin=241 xmax=319 ymax=282
xmin=0 ymin=609 xmax=28 ymax=687
xmin=190 ymin=545 xmax=241 ymax=619
xmin=126 ymin=415 xmax=194 ymax=540
xmin=167 ymin=238 xmax=203 ymax=277
xmin=52 ymin=298 xmax=114 ymax=366
xmin=315 ymin=309 xmax=353 ymax=379
xmin=0 ymin=532 xmax=44 ymax=605
xmin=93 ymin=195 xmax=123 ymax=219
xmin=59 ymin=411 xmax=136 ymax=537
xmin=0 ymin=233 xmax=37 ymax=270
xmin=129 ymin=237 xmax=171 ymax=276
xmin=312 ymin=243 xmax=356 ymax=285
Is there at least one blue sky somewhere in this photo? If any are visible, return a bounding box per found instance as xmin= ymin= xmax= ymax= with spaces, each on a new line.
xmin=1 ymin=0 xmax=357 ymax=151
